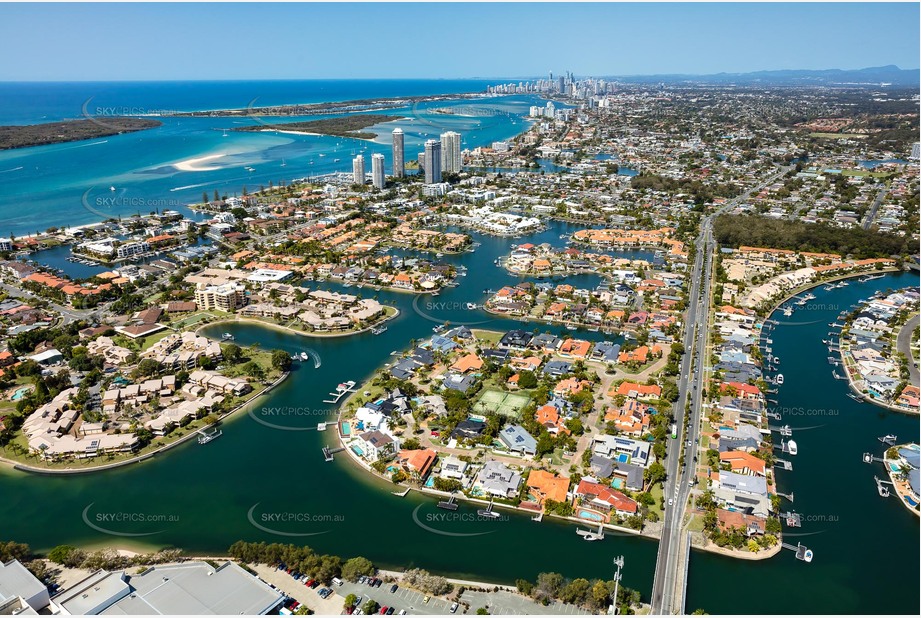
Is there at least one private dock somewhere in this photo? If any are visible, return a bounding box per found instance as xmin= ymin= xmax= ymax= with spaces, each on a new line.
xmin=437 ymin=494 xmax=459 ymax=511
xmin=477 ymin=497 xmax=502 ymax=519
xmin=874 ymin=475 xmax=893 ymax=497
xmin=766 ymin=410 xmax=782 ymax=421
xmin=769 ymin=424 xmax=792 ymax=436
xmin=322 ymin=380 xmax=357 ymax=404
xmin=776 ymin=491 xmax=794 ymax=502
xmin=781 ymin=542 xmax=814 ymax=562
xmin=775 ymin=459 xmax=793 ymax=471
xmin=577 ymin=523 xmax=605 ymax=541
xmin=322 ymin=446 xmax=345 ymax=461
xmin=781 ymin=511 xmax=802 ymax=527
xmin=862 ymin=452 xmax=886 ymax=464
xmin=392 ymin=487 xmax=412 ymax=497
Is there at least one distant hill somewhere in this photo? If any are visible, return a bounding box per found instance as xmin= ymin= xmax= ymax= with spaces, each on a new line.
xmin=606 ymin=65 xmax=920 ymax=86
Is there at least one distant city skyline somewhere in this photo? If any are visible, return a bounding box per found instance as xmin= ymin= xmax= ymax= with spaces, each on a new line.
xmin=0 ymin=2 xmax=918 ymax=81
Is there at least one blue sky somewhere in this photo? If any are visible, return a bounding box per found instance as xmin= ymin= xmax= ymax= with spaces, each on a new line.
xmin=0 ymin=2 xmax=918 ymax=80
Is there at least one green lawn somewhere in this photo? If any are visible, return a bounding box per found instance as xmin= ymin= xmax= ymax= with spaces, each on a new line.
xmin=472 ymin=329 xmax=503 ymax=345
xmin=139 ymin=330 xmax=174 ymax=351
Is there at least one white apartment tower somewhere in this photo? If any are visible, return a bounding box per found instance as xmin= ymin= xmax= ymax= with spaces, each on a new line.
xmin=352 ymin=154 xmax=365 ymax=184
xmin=371 ymin=153 xmax=386 ymax=189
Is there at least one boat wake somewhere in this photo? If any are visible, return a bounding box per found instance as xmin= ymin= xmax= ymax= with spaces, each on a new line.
xmin=0 ymin=166 xmax=24 ymax=173
xmin=170 ymin=182 xmax=211 ymax=192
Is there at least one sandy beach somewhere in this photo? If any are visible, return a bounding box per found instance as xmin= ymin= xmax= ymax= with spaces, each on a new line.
xmin=173 ymin=153 xmax=226 ymax=172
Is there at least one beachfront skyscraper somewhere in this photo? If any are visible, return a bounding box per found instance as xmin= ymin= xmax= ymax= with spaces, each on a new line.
xmin=441 ymin=131 xmax=462 ymax=174
xmin=371 ymin=153 xmax=385 ymax=189
xmin=352 ymin=154 xmax=365 ymax=184
xmin=423 ymin=139 xmax=441 ymax=184
xmin=392 ymin=128 xmax=404 ymax=177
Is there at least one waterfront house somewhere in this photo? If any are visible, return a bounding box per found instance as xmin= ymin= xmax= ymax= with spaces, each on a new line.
xmin=438 ymin=455 xmax=468 ymax=481
xmin=719 ymin=451 xmax=766 ymax=476
xmin=711 ymin=486 xmax=771 ymax=518
xmin=498 ymin=329 xmax=533 ymax=350
xmin=355 ymin=430 xmax=397 ymax=461
xmin=716 ymin=509 xmax=766 ymax=536
xmin=395 ymin=448 xmax=437 ymax=479
xmin=475 ymin=460 xmax=522 ymax=498
xmin=573 ymin=478 xmax=638 ymax=516
xmin=718 ymin=470 xmax=768 ymax=496
xmin=526 ymin=469 xmax=570 ymax=505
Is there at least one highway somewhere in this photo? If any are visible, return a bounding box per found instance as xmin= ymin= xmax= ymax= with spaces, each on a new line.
xmin=649 ymin=166 xmax=790 ymax=614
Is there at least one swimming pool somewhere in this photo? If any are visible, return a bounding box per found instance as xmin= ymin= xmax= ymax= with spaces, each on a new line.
xmin=424 ymin=477 xmax=435 ymax=488
xmin=10 ymin=387 xmax=30 ymax=401
xmin=579 ymin=510 xmax=604 ymax=522
xmin=351 ymin=446 xmax=364 ymax=456
xmin=340 ymin=422 xmax=351 ymax=436
xmin=616 ymin=453 xmax=630 ymax=463
xmin=611 ymin=478 xmax=624 ymax=489
xmin=890 ymin=463 xmax=901 ymax=472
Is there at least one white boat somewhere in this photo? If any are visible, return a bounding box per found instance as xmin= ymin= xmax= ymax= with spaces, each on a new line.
xmin=299 ymin=352 xmax=310 ymax=361
xmin=776 ymin=374 xmax=784 ymax=385
xmin=198 ymin=428 xmax=222 ymax=444
xmin=465 ymin=303 xmax=478 ymax=310
xmin=336 ymin=381 xmax=356 ymax=392
xmin=803 ymin=549 xmax=814 ymax=563
xmin=371 ymin=325 xmax=387 ymax=335
xmin=221 ymin=333 xmax=234 ymax=341
xmin=786 ymin=439 xmax=798 ymax=455
xmin=109 ymin=186 xmax=116 ymax=192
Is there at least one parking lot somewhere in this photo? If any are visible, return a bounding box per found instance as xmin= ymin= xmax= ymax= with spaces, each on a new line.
xmin=252 ymin=565 xmax=344 ymax=615
xmin=338 ymin=579 xmax=457 ymax=615
xmin=460 ymin=590 xmax=589 ymax=615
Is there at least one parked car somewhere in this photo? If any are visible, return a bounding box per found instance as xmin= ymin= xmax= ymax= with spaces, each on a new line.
xmin=379 ymin=607 xmax=389 ymax=615
xmin=389 ymin=584 xmax=399 ymax=593
xmin=423 ymin=596 xmax=430 ymax=604
xmin=373 ymin=579 xmax=383 ymax=588
xmin=450 ymin=603 xmax=459 ymax=613
xmin=386 ymin=608 xmax=394 ymax=615
xmin=332 ymin=577 xmax=344 ymax=587
xmin=398 ymin=611 xmax=407 ymax=615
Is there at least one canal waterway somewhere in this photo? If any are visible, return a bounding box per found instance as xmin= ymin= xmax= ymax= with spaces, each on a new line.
xmin=1 ymin=223 xmax=917 ymax=611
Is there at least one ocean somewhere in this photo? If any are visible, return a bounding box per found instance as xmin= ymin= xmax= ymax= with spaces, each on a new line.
xmin=0 ymin=80 xmax=546 ymax=236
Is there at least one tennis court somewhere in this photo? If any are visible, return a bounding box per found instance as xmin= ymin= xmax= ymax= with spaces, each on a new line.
xmin=473 ymin=389 xmax=530 ymax=418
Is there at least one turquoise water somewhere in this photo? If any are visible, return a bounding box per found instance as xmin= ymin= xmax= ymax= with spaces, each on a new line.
xmin=579 ymin=510 xmax=604 ymax=522
xmin=0 ymin=81 xmax=562 ymax=236
xmin=10 ymin=387 xmax=30 ymax=401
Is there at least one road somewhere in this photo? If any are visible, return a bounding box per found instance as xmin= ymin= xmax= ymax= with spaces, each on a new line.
xmin=0 ymin=281 xmax=100 ymax=325
xmin=897 ymin=314 xmax=920 ymax=387
xmin=649 ymin=166 xmax=789 ymax=614
xmin=861 ymin=182 xmax=889 ymax=230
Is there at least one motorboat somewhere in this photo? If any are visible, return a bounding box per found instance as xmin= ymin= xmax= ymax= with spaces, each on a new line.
xmin=776 ymin=374 xmax=784 ymax=385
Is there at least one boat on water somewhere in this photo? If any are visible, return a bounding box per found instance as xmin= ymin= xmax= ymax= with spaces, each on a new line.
xmin=336 ymin=380 xmax=356 ymax=392
xmin=879 ymin=434 xmax=898 ymax=445
xmin=221 ymin=333 xmax=234 ymax=341
xmin=299 ymin=352 xmax=310 ymax=361
xmin=782 ymin=307 xmax=793 ymax=317
xmin=847 ymin=392 xmax=864 ymax=403
xmin=465 ymin=303 xmax=478 ymax=310
xmin=776 ymin=374 xmax=785 ymax=385
xmin=371 ymin=325 xmax=387 ymax=335
xmin=476 ymin=497 xmax=502 ymax=519
xmin=786 ymin=439 xmax=798 ymax=455
xmin=198 ymin=427 xmax=222 ymax=444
